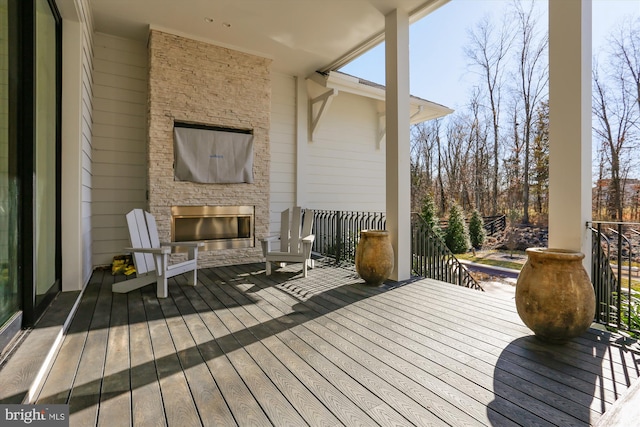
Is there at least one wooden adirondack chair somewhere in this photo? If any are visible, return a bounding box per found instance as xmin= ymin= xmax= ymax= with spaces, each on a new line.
xmin=112 ymin=209 xmax=203 ymax=298
xmin=261 ymin=207 xmax=315 ymax=277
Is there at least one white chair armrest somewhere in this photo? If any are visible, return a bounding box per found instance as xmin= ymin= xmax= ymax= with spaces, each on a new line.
xmin=160 ymin=241 xmax=205 ymax=248
xmin=302 ymin=235 xmax=315 ymax=258
xmin=261 ymin=235 xmax=282 ymax=257
xmin=125 ymin=247 xmax=171 ymax=255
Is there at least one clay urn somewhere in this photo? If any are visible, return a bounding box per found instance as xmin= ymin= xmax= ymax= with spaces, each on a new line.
xmin=355 ymin=230 xmax=394 ymax=286
xmin=515 ymin=247 xmax=595 ymax=343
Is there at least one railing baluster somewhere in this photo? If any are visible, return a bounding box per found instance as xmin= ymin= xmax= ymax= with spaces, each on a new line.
xmin=589 ymin=220 xmax=640 ymax=337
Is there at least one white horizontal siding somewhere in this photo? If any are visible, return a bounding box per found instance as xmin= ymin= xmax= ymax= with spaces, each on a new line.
xmin=91 ymin=33 xmax=148 ymax=266
xmin=269 ymin=72 xmax=296 ymax=234
xmin=269 ymin=74 xmax=388 ymax=238
xmin=79 ymin=0 xmax=94 ymax=283
xmin=306 ymin=91 xmax=385 ymax=213
xmin=92 ymin=163 xmax=146 ymax=178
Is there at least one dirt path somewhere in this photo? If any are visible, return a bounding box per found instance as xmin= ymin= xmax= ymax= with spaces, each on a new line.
xmin=467 ymin=250 xmax=523 ymax=300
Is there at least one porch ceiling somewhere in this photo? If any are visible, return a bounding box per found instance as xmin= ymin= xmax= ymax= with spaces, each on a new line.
xmin=89 ymin=0 xmax=449 ymax=75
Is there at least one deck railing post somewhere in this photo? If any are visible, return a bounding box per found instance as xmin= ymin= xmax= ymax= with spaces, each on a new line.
xmin=593 ymin=224 xmax=602 ymax=323
xmin=626 ymin=224 xmax=632 ymax=331
xmin=335 ymin=211 xmax=341 ymax=263
xmin=617 ymin=225 xmax=623 ymax=328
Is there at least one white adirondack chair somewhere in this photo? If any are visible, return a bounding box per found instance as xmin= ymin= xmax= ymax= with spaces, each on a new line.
xmin=261 ymin=207 xmax=315 ymax=277
xmin=112 ymin=209 xmax=203 ymax=298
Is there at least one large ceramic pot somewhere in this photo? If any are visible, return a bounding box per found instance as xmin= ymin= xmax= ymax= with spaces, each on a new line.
xmin=515 ymin=247 xmax=595 ymax=343
xmin=355 ymin=230 xmax=394 ymax=286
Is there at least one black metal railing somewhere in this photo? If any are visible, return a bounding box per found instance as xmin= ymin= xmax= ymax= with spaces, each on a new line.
xmin=438 ymin=214 xmax=506 ymax=237
xmin=483 ymin=215 xmax=507 ymax=236
xmin=312 ymin=209 xmax=481 ymax=290
xmin=589 ymin=221 xmax=640 ymax=336
xmin=412 ymin=215 xmax=482 ymax=290
xmin=312 ymin=210 xmax=386 ymax=264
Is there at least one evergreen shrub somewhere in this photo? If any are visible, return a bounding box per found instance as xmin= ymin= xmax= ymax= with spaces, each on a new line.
xmin=445 ymin=204 xmax=470 ymax=254
xmin=420 ymin=193 xmax=443 ymax=238
xmin=469 ymin=209 xmax=486 ymax=249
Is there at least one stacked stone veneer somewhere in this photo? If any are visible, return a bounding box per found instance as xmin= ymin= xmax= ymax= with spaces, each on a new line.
xmin=147 ymin=30 xmax=271 ymax=267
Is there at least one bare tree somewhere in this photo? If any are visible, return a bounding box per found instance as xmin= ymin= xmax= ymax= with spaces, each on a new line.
xmin=442 ymin=114 xmax=470 ymax=206
xmin=632 ymin=183 xmax=640 ymax=221
xmin=434 ymin=119 xmax=447 ymax=215
xmin=609 ymin=17 xmax=640 ymax=120
xmin=410 ymin=120 xmax=439 ymax=211
xmin=510 ymin=1 xmax=548 ymax=224
xmin=503 ymin=101 xmax=523 ymax=213
xmin=531 ymin=99 xmax=549 ymax=217
xmin=594 ymin=147 xmax=607 ymax=219
xmin=593 ymin=63 xmax=637 ymax=220
xmin=465 ymin=14 xmax=512 ymax=215
xmin=469 ymin=87 xmax=490 ymax=212
xmin=592 ymin=14 xmax=640 ymax=221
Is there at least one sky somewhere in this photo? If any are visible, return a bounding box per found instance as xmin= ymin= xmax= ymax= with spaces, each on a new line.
xmin=340 ymin=0 xmax=640 ymax=112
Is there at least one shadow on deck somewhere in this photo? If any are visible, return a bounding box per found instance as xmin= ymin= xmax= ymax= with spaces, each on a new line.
xmin=30 ymin=260 xmax=640 ymax=426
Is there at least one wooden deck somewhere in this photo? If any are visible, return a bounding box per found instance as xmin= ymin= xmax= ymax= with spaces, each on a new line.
xmin=34 ymin=260 xmax=640 ymax=426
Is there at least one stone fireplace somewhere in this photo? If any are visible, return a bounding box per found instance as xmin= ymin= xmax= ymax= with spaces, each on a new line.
xmin=147 ymin=30 xmax=271 ymax=267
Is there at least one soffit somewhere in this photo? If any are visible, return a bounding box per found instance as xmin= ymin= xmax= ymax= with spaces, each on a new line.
xmin=89 ymin=0 xmax=448 ymax=76
xmin=313 ymin=71 xmax=454 ymax=123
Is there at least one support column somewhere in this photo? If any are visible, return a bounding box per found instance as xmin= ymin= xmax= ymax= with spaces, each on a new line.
xmin=61 ymin=18 xmax=84 ymax=291
xmin=548 ymin=0 xmax=592 ymax=271
xmin=295 ymin=75 xmax=308 ymax=207
xmin=385 ymin=9 xmax=411 ymax=281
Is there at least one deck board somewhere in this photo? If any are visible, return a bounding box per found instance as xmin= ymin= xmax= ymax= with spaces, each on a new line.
xmin=97 ymin=289 xmax=131 ymax=427
xmin=127 ymin=289 xmax=166 ymax=427
xmin=263 ymin=282 xmax=483 ymax=424
xmin=218 ymin=265 xmax=415 ymax=425
xmin=178 ymin=282 xmax=271 ymax=426
xmin=68 ymin=273 xmax=113 ymax=427
xmin=168 ymin=276 xmax=238 ymax=426
xmin=197 ymin=275 xmax=343 ymax=426
xmin=190 ymin=283 xmax=309 ymax=426
xmin=36 ymin=270 xmax=104 ymax=406
xmin=276 ymin=275 xmax=566 ymax=426
xmin=307 ymin=289 xmax=573 ymax=425
xmin=35 ymin=260 xmax=640 ymax=426
xmin=143 ymin=286 xmax=202 ymax=427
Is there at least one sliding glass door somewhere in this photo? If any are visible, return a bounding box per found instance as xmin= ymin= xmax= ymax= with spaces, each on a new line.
xmin=33 ymin=0 xmax=59 ymax=308
xmin=0 ymin=0 xmax=19 ymax=333
xmin=1 ymin=0 xmax=61 ymax=349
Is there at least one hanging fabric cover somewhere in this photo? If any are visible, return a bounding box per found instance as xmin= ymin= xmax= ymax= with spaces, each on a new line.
xmin=174 ymin=126 xmax=254 ymax=184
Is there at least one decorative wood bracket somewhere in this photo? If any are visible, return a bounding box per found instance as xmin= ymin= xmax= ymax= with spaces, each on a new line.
xmin=410 ymin=105 xmax=424 ymax=120
xmin=309 ymin=88 xmax=338 ymax=141
xmin=377 ymin=105 xmax=425 ymax=149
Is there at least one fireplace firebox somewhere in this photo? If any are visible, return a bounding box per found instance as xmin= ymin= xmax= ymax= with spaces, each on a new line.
xmin=171 ymin=205 xmax=254 ymax=251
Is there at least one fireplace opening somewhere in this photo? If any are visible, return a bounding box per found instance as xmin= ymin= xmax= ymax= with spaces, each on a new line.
xmin=171 ymin=205 xmax=254 ymax=251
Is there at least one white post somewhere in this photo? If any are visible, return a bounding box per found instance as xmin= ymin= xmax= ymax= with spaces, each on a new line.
xmin=61 ymin=18 xmax=84 ymax=291
xmin=548 ymin=0 xmax=592 ymax=272
xmin=295 ymin=75 xmax=308 ymax=207
xmin=385 ymin=9 xmax=411 ymax=281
